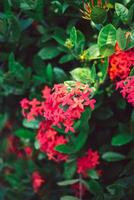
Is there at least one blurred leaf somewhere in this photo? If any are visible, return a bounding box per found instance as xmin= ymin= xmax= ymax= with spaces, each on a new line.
xmin=38 ymin=46 xmax=61 ymax=60
xmin=46 ymin=63 xmax=53 ymax=83
xmin=91 ymin=6 xmax=107 ymax=24
xmin=64 ymin=161 xmax=76 ymax=180
xmin=59 ymin=54 xmax=74 ymax=64
xmin=55 ymin=144 xmax=75 ymax=154
xmin=0 ymin=186 xmax=7 ymax=200
xmin=0 ymin=113 xmax=8 ymax=131
xmin=88 ymin=180 xmax=103 ymax=195
xmin=14 ymin=128 xmax=36 ymax=139
xmin=23 ymin=119 xmax=39 ymax=129
xmin=88 ymin=169 xmax=99 ymax=180
xmin=57 ymin=179 xmax=79 ymax=186
xmin=53 ymin=67 xmax=68 ymax=83
xmin=102 ymin=152 xmax=126 ymax=162
xmin=112 ymin=134 xmax=134 ymax=146
xmin=60 ymin=196 xmax=79 ymax=200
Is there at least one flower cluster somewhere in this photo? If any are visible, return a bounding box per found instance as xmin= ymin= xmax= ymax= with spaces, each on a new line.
xmin=21 ymin=82 xmax=96 ymax=162
xmin=116 ymin=76 xmax=134 ymax=106
xmin=32 ymin=171 xmax=45 ymax=192
xmin=77 ymin=149 xmax=100 ymax=177
xmin=109 ymin=47 xmax=134 ymax=80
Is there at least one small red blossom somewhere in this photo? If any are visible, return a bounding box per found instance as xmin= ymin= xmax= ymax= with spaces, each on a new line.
xmin=77 ymin=149 xmax=100 ymax=177
xmin=71 ymin=182 xmax=87 ymax=198
xmin=116 ymin=76 xmax=134 ymax=106
xmin=109 ymin=47 xmax=134 ymax=80
xmin=24 ymin=146 xmax=33 ymax=157
xmin=32 ymin=171 xmax=45 ymax=192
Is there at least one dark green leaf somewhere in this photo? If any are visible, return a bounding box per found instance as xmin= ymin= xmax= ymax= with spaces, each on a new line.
xmin=91 ymin=6 xmax=107 ymax=24
xmin=14 ymin=128 xmax=36 ymax=139
xmin=88 ymin=180 xmax=103 ymax=195
xmin=38 ymin=46 xmax=60 ymax=60
xmin=112 ymin=134 xmax=134 ymax=146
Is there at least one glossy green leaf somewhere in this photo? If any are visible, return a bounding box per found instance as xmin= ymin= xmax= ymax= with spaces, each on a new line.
xmin=14 ymin=128 xmax=36 ymax=139
xmin=98 ymin=24 xmax=116 ymax=56
xmin=102 ymin=152 xmax=126 ymax=162
xmin=112 ymin=134 xmax=134 ymax=146
xmin=64 ymin=161 xmax=76 ymax=179
xmin=115 ymin=3 xmax=128 ymax=23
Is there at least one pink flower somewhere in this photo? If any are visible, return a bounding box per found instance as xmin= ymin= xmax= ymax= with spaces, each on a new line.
xmin=32 ymin=171 xmax=45 ymax=192
xmin=77 ymin=149 xmax=100 ymax=177
xmin=116 ymin=76 xmax=134 ymax=106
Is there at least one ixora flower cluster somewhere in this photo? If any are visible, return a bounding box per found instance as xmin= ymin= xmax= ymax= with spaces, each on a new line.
xmin=21 ymin=81 xmax=97 ymax=162
xmin=109 ymin=45 xmax=134 ymax=107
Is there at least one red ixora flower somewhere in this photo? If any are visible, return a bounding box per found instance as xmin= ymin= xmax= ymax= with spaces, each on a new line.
xmin=77 ymin=149 xmax=100 ymax=177
xmin=32 ymin=171 xmax=45 ymax=193
xmin=116 ymin=76 xmax=134 ymax=106
xmin=21 ymin=82 xmax=96 ymax=162
xmin=109 ymin=44 xmax=134 ymax=81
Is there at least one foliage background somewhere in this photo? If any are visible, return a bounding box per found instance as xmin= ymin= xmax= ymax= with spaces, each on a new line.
xmin=0 ymin=0 xmax=134 ymax=199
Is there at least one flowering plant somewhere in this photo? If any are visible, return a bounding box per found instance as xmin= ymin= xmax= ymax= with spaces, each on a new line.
xmin=0 ymin=0 xmax=134 ymax=199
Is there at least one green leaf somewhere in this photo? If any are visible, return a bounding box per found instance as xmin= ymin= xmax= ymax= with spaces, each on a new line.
xmin=8 ymin=15 xmax=21 ymax=43
xmin=88 ymin=180 xmax=103 ymax=195
xmin=86 ymin=44 xmax=100 ymax=60
xmin=70 ymin=27 xmax=77 ymax=46
xmin=23 ymin=119 xmax=39 ymax=129
xmin=64 ymin=161 xmax=76 ymax=180
xmin=102 ymin=152 xmax=126 ymax=162
xmin=46 ymin=63 xmax=53 ymax=83
xmin=91 ymin=6 xmax=107 ymax=24
xmin=60 ymin=196 xmax=79 ymax=200
xmin=53 ymin=67 xmax=68 ymax=83
xmin=57 ymin=179 xmax=79 ymax=186
xmin=59 ymin=54 xmax=74 ymax=64
xmin=14 ymin=128 xmax=36 ymax=139
xmin=127 ymin=3 xmax=134 ymax=24
xmin=38 ymin=46 xmax=60 ymax=60
xmin=88 ymin=169 xmax=99 ymax=180
xmin=116 ymin=28 xmax=127 ymax=50
xmin=115 ymin=3 xmax=128 ymax=23
xmin=55 ymin=144 xmax=74 ymax=154
xmin=98 ymin=24 xmax=116 ymax=57
xmin=112 ymin=134 xmax=134 ymax=146
xmin=70 ymin=67 xmax=92 ymax=84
